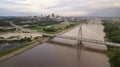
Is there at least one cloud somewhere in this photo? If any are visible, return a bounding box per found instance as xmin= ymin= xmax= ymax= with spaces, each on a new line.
xmin=88 ymin=7 xmax=120 ymax=17
xmin=0 ymin=0 xmax=120 ymax=16
xmin=0 ymin=8 xmax=38 ymax=16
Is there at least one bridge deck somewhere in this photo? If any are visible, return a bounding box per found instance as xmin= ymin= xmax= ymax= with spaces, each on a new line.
xmin=43 ymin=34 xmax=120 ymax=47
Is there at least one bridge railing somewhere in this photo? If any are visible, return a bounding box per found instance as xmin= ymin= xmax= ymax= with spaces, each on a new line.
xmin=43 ymin=34 xmax=120 ymax=47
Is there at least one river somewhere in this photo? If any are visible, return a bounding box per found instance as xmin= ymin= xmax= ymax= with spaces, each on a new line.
xmin=0 ymin=24 xmax=110 ymax=67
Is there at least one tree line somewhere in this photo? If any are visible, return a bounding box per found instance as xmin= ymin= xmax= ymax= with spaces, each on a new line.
xmin=102 ymin=20 xmax=120 ymax=43
xmin=102 ymin=20 xmax=120 ymax=67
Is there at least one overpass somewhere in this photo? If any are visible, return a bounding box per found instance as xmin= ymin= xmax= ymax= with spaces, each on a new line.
xmin=9 ymin=21 xmax=35 ymax=33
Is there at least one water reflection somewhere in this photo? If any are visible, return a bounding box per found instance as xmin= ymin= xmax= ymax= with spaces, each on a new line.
xmin=76 ymin=44 xmax=83 ymax=61
xmin=0 ymin=43 xmax=110 ymax=67
xmin=75 ymin=43 xmax=84 ymax=67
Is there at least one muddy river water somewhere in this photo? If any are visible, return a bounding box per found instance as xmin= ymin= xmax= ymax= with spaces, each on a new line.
xmin=0 ymin=24 xmax=110 ymax=67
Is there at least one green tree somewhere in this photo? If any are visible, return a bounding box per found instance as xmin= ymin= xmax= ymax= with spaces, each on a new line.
xmin=110 ymin=52 xmax=120 ymax=67
xmin=111 ymin=35 xmax=120 ymax=43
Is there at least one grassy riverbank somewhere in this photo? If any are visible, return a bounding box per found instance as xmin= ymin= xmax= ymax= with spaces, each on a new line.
xmin=0 ymin=41 xmax=35 ymax=57
xmin=107 ymin=50 xmax=120 ymax=67
xmin=102 ymin=20 xmax=120 ymax=67
xmin=0 ymin=37 xmax=49 ymax=63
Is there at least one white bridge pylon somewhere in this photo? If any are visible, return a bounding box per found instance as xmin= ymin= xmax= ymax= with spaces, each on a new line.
xmin=77 ymin=23 xmax=82 ymax=45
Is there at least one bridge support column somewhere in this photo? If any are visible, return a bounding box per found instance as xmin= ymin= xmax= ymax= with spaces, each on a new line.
xmin=77 ymin=23 xmax=83 ymax=47
xmin=77 ymin=40 xmax=83 ymax=46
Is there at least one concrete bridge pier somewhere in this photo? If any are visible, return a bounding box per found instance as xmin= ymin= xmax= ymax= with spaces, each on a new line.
xmin=107 ymin=45 xmax=120 ymax=51
xmin=77 ymin=40 xmax=83 ymax=47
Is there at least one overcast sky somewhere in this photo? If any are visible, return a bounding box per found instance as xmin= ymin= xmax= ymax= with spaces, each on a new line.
xmin=0 ymin=0 xmax=120 ymax=17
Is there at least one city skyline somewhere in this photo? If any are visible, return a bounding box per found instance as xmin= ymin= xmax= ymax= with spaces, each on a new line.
xmin=0 ymin=0 xmax=120 ymax=17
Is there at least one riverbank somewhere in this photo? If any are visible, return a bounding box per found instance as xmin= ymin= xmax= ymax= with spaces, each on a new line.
xmin=0 ymin=37 xmax=50 ymax=63
xmin=102 ymin=20 xmax=120 ymax=67
xmin=102 ymin=20 xmax=120 ymax=43
xmin=31 ymin=22 xmax=79 ymax=34
xmin=107 ymin=50 xmax=120 ymax=67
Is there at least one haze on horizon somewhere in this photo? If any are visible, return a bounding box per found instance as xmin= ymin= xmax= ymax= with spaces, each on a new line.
xmin=0 ymin=0 xmax=120 ymax=17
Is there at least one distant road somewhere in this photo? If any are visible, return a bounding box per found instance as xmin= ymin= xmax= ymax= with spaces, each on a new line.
xmin=9 ymin=21 xmax=35 ymax=33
